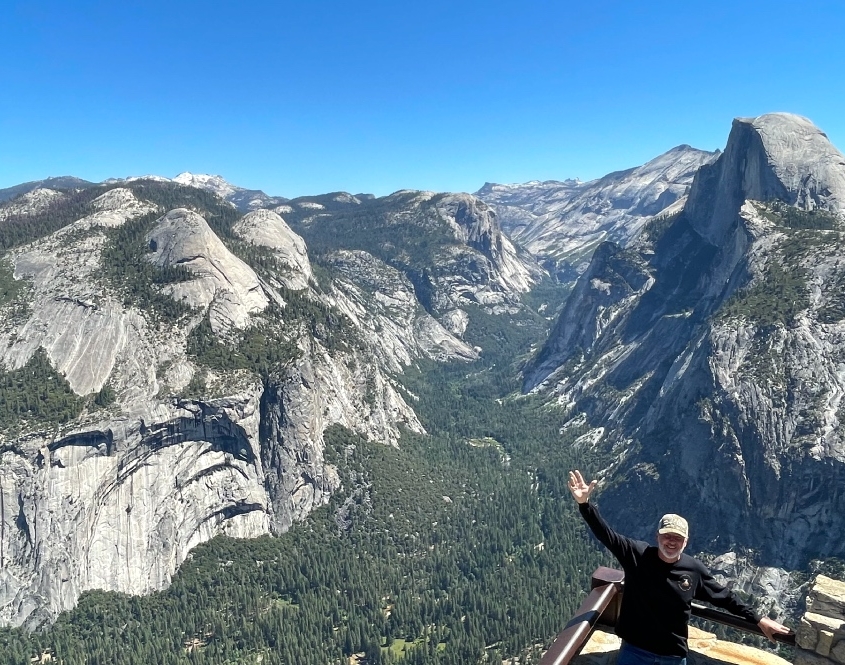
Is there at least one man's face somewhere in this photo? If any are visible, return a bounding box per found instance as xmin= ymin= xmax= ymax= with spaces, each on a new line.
xmin=657 ymin=532 xmax=687 ymax=562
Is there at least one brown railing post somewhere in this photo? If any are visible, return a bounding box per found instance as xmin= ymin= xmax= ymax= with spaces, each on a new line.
xmin=591 ymin=567 xmax=625 ymax=628
xmin=538 ymin=568 xmax=624 ymax=665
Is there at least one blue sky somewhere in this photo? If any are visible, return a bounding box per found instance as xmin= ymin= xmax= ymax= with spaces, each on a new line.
xmin=2 ymin=0 xmax=844 ymax=198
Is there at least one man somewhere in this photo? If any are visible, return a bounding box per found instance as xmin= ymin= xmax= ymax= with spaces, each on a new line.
xmin=568 ymin=470 xmax=790 ymax=664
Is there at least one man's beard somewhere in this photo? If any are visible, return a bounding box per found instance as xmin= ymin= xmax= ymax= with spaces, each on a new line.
xmin=659 ymin=543 xmax=683 ymax=562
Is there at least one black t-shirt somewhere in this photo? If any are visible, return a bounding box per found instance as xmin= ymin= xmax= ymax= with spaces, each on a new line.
xmin=579 ymin=501 xmax=760 ymax=657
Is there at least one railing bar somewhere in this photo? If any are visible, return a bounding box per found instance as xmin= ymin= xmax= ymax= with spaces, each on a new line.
xmin=538 ymin=582 xmax=620 ymax=665
xmin=690 ymin=603 xmax=796 ymax=645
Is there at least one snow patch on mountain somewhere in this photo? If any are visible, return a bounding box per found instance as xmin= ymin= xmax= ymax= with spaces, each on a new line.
xmin=173 ymin=172 xmax=239 ymax=199
xmin=104 ymin=175 xmax=172 ymax=184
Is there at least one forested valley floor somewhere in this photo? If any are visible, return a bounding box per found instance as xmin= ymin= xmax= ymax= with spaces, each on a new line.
xmin=0 ymin=301 xmax=618 ymax=665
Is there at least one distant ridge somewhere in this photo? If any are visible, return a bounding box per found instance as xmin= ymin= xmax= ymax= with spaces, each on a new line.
xmin=0 ymin=176 xmax=95 ymax=202
xmin=475 ymin=145 xmax=718 ymax=280
xmin=0 ymin=173 xmax=291 ymax=213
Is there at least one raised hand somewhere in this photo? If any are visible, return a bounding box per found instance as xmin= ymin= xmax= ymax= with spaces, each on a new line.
xmin=568 ymin=470 xmax=597 ymax=504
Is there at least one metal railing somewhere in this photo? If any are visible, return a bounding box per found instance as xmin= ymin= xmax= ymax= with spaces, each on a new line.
xmin=538 ymin=567 xmax=795 ymax=665
xmin=538 ymin=567 xmax=624 ymax=665
xmin=691 ymin=602 xmax=795 ymax=645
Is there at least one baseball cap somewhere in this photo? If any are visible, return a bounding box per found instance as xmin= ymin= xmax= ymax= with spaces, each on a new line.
xmin=658 ymin=514 xmax=689 ymax=539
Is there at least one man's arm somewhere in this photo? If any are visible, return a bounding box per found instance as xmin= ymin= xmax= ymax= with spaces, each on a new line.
xmin=695 ymin=566 xmax=791 ymax=642
xmin=568 ymin=470 xmax=640 ymax=566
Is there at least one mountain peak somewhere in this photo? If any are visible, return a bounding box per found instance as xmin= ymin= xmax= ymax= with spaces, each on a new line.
xmin=476 ymin=146 xmax=715 ymax=272
xmin=172 ymin=172 xmax=238 ymax=198
xmin=0 ymin=176 xmax=95 ymax=203
xmin=686 ymin=113 xmax=845 ymax=245
xmin=168 ymin=172 xmax=288 ymax=212
xmin=521 ymin=112 xmax=845 ymax=566
xmin=737 ymin=111 xmax=816 ymax=130
xmin=744 ymin=114 xmax=845 ymax=209
xmin=635 ymin=144 xmax=718 ymax=179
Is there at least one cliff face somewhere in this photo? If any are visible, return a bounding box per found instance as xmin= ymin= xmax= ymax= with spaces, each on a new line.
xmin=0 ymin=392 xmax=272 ymax=628
xmin=685 ymin=114 xmax=845 ymax=247
xmin=278 ymin=189 xmax=547 ymax=332
xmin=477 ymin=145 xmax=717 ymax=280
xmin=525 ymin=114 xmax=845 ymax=567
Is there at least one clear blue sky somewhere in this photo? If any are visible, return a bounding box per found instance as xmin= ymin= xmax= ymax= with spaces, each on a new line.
xmin=2 ymin=0 xmax=844 ymax=198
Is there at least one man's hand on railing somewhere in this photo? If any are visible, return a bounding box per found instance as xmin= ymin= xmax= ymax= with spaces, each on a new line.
xmin=568 ymin=470 xmax=597 ymax=504
xmin=758 ymin=616 xmax=792 ymax=642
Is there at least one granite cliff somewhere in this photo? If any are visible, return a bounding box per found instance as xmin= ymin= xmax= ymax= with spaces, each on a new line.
xmin=524 ymin=113 xmax=845 ymax=568
xmin=4 ymin=112 xmax=840 ymax=632
xmin=277 ymin=189 xmax=546 ymax=334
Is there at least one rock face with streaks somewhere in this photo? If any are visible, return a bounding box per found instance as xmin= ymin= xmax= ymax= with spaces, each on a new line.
xmin=0 ymin=392 xmax=271 ymax=628
xmin=477 ymin=145 xmax=717 ymax=280
xmin=0 ymin=183 xmax=452 ymax=627
xmin=277 ymin=188 xmax=546 ymax=333
xmin=233 ymin=209 xmax=313 ymax=290
xmin=323 ymin=249 xmax=477 ymax=368
xmin=2 ymin=188 xmax=160 ymax=397
xmin=524 ymin=114 xmax=845 ymax=567
xmin=434 ymin=193 xmax=540 ymax=297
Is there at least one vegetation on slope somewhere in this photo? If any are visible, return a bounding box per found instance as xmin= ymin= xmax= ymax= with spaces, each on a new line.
xmin=0 ymin=259 xmax=28 ymax=308
xmin=0 ymin=186 xmax=115 ymax=250
xmin=718 ymin=203 xmax=844 ymax=327
xmin=0 ymin=296 xmax=611 ymax=665
xmin=99 ymin=210 xmax=196 ymax=323
xmin=0 ymin=349 xmax=119 ymax=434
xmin=125 ymin=180 xmax=242 ymax=240
xmin=0 ymin=258 xmax=30 ymax=325
xmin=0 ymin=350 xmax=86 ymax=429
xmin=639 ymin=210 xmax=683 ymax=245
xmin=282 ymin=193 xmax=470 ymax=309
xmin=0 ymin=419 xmax=604 ymax=665
xmin=186 ymin=308 xmax=301 ymax=379
xmin=0 ymin=181 xmax=605 ymax=664
xmin=756 ymin=200 xmax=839 ymax=231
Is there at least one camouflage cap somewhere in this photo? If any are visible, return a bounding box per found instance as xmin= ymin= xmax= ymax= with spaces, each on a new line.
xmin=657 ymin=513 xmax=689 ymax=539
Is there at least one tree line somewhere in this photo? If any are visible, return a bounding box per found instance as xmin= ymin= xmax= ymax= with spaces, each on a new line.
xmin=0 ymin=300 xmax=615 ymax=665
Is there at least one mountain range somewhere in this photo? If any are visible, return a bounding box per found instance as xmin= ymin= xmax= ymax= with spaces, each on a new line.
xmin=1 ymin=112 xmax=843 ymax=633
xmin=476 ymin=144 xmax=717 ymax=280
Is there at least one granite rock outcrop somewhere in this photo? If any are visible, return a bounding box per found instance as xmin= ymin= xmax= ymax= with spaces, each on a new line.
xmin=477 ymin=145 xmax=717 ymax=279
xmin=524 ymin=114 xmax=845 ymax=567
